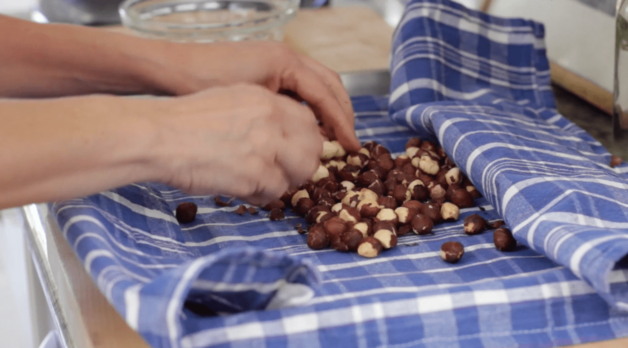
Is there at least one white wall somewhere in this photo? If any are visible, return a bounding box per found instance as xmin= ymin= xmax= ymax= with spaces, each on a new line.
xmin=0 ymin=0 xmax=36 ymax=14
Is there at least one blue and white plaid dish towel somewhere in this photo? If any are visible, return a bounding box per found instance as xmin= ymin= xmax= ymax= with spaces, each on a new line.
xmin=53 ymin=0 xmax=628 ymax=347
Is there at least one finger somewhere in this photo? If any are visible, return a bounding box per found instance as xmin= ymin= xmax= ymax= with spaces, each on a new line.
xmin=243 ymin=163 xmax=290 ymax=205
xmin=281 ymin=61 xmax=361 ymax=152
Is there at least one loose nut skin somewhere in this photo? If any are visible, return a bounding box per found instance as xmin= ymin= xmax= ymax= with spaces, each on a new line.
xmin=494 ymin=228 xmax=517 ymax=251
xmin=441 ymin=241 xmax=464 ymax=263
xmin=307 ymin=228 xmax=329 ymax=250
xmin=421 ymin=203 xmax=442 ymax=223
xmin=489 ymin=220 xmax=506 ymax=229
xmin=357 ymin=237 xmax=383 ymax=258
xmin=214 ymin=196 xmax=234 ymax=207
xmin=235 ymin=205 xmax=246 ymax=215
xmin=441 ymin=202 xmax=460 ymax=221
xmin=450 ymin=189 xmax=474 ymax=208
xmin=324 ymin=217 xmax=347 ymax=237
xmin=377 ymin=196 xmax=398 ymax=210
xmin=176 ymin=202 xmax=198 ymax=223
xmin=247 ymin=207 xmax=259 ymax=215
xmin=269 ymin=208 xmax=285 ymax=221
xmin=376 ymin=208 xmax=399 ymax=225
xmin=374 ymin=229 xmax=397 ymax=249
xmin=464 ymin=214 xmax=486 ymax=235
xmin=263 ymin=200 xmax=286 ymax=211
xmin=395 ymin=207 xmax=418 ymax=224
xmin=611 ymin=155 xmax=623 ymax=168
xmin=411 ymin=214 xmax=434 ymax=235
xmin=403 ymin=200 xmax=423 ymax=210
xmin=342 ymin=229 xmax=364 ymax=251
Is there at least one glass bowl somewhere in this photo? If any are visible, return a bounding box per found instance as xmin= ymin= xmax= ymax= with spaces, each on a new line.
xmin=119 ymin=0 xmax=299 ymax=43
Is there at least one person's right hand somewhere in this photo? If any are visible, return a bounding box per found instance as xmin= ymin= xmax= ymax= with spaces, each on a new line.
xmin=149 ymin=84 xmax=324 ymax=205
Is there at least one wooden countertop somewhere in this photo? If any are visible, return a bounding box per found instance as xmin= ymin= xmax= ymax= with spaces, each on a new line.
xmin=49 ymin=6 xmax=628 ymax=348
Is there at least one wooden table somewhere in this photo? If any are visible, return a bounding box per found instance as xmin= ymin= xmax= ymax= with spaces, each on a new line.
xmin=36 ymin=6 xmax=628 ymax=348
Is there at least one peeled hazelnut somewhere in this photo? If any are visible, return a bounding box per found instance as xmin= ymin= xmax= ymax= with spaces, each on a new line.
xmin=398 ymin=225 xmax=412 ymax=236
xmin=406 ymin=138 xmax=422 ymax=149
xmin=421 ymin=203 xmax=442 ymax=223
xmin=331 ymin=203 xmax=344 ymax=214
xmin=214 ymin=196 xmax=234 ymax=207
xmin=441 ymin=241 xmax=464 ymax=263
xmin=395 ymin=207 xmax=418 ymax=224
xmin=392 ymin=185 xmax=411 ymax=205
xmin=280 ymin=188 xmax=298 ymax=206
xmin=441 ymin=202 xmax=460 ymax=221
xmin=403 ymin=200 xmax=422 ymax=210
xmin=269 ymin=208 xmax=285 ymax=221
xmin=429 ymin=184 xmax=446 ymax=200
xmin=395 ymin=155 xmax=411 ymax=168
xmin=376 ymin=208 xmax=399 ymax=225
xmin=358 ymin=188 xmax=378 ymax=201
xmin=464 ymin=214 xmax=486 ymax=235
xmin=411 ymin=156 xmax=421 ymax=168
xmin=347 ymin=152 xmax=370 ymax=168
xmin=356 ymin=171 xmax=378 ymax=187
xmin=446 ymin=167 xmax=462 ymax=185
xmin=262 ymin=200 xmax=285 ymax=211
xmin=420 ymin=141 xmax=437 ymax=152
xmin=374 ymin=229 xmax=397 ymax=249
xmin=611 ymin=155 xmax=623 ymax=168
xmin=353 ymin=222 xmax=371 ymax=237
xmin=411 ymin=214 xmax=434 ymax=235
xmin=489 ymin=220 xmax=505 ymax=229
xmin=291 ymin=190 xmax=310 ymax=207
xmin=451 ymin=189 xmax=474 ymax=208
xmin=311 ymin=164 xmax=330 ymax=183
xmin=307 ymin=225 xmax=329 ymax=250
xmin=340 ymin=181 xmax=355 ymax=191
xmin=406 ymin=147 xmax=420 ymax=159
xmin=326 ymin=160 xmax=347 ymax=172
xmin=330 ymin=140 xmax=346 ymax=158
xmin=307 ymin=205 xmax=331 ymax=224
xmin=176 ymin=202 xmax=198 ymax=224
xmin=323 ymin=217 xmax=347 ymax=238
xmin=419 ymin=156 xmax=440 ymax=175
xmin=357 ymin=237 xmax=383 ymax=258
xmin=341 ymin=191 xmax=361 ymax=207
xmin=358 ymin=199 xmax=380 ymax=218
xmin=377 ymin=196 xmax=397 ymax=210
xmin=494 ymin=228 xmax=517 ymax=251
xmin=466 ymin=185 xmax=481 ymax=199
xmin=368 ymin=179 xmax=385 ymax=197
xmin=342 ymin=229 xmax=364 ymax=251
xmin=339 ymin=206 xmax=361 ymax=223
xmin=321 ymin=141 xmax=339 ymax=159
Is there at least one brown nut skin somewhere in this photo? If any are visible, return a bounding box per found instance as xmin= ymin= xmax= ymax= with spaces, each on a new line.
xmin=331 ymin=238 xmax=350 ymax=252
xmin=368 ymin=179 xmax=386 ymax=197
xmin=323 ymin=217 xmax=347 ymax=238
xmin=307 ymin=230 xmax=329 ymax=250
xmin=376 ymin=154 xmax=395 ymax=172
xmin=176 ymin=202 xmax=198 ymax=224
xmin=611 ymin=155 xmax=623 ymax=168
xmin=262 ymin=200 xmax=285 ymax=211
xmin=412 ymin=184 xmax=430 ymax=202
xmin=357 ymin=237 xmax=383 ymax=258
xmin=421 ymin=203 xmax=443 ymax=223
xmin=315 ymin=211 xmax=333 ymax=224
xmin=466 ymin=185 xmax=481 ymax=199
xmin=395 ymin=207 xmax=418 ymax=225
xmin=337 ymin=164 xmax=361 ymax=182
xmin=385 ymin=178 xmax=401 ymax=194
xmin=280 ymin=188 xmax=298 ymax=206
xmin=494 ymin=228 xmax=517 ymax=251
xmin=307 ymin=205 xmax=332 ymax=224
xmin=370 ymin=144 xmax=391 ymax=158
xmin=377 ymin=196 xmax=398 ymax=210
xmin=312 ymin=187 xmax=332 ymax=202
xmin=376 ymin=208 xmax=399 ymax=226
xmin=247 ymin=207 xmax=259 ymax=215
xmin=295 ymin=198 xmax=316 ymax=217
xmin=464 ymin=214 xmax=486 ymax=235
xmin=411 ymin=214 xmax=434 ymax=235
xmin=394 ymin=155 xmax=412 ymax=169
xmin=356 ymin=171 xmax=379 ymax=187
xmin=397 ymin=224 xmax=413 ymax=236
xmin=374 ymin=229 xmax=398 ymax=249
xmin=235 ymin=205 xmax=246 ymax=215
xmin=358 ymin=199 xmax=381 ymax=218
xmin=339 ymin=206 xmax=361 ymax=223
xmin=392 ymin=185 xmax=411 ymax=205
xmin=441 ymin=241 xmax=464 ymax=263
xmin=441 ymin=202 xmax=460 ymax=221
xmin=373 ymin=221 xmax=397 ymax=236
xmin=446 ymin=184 xmax=462 ymax=201
xmin=317 ymin=197 xmax=336 ymax=208
xmin=450 ymin=189 xmax=475 ymax=208
xmin=317 ymin=177 xmax=339 ymax=193
xmin=342 ymin=229 xmax=365 ymax=251
xmin=269 ymin=208 xmax=285 ymax=221
xmin=406 ymin=138 xmax=422 ymax=150
xmin=403 ymin=200 xmax=423 ymax=211
xmin=489 ymin=220 xmax=506 ymax=229
xmin=341 ymin=191 xmax=361 ymax=208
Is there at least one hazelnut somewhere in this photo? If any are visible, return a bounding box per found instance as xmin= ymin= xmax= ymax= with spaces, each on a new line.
xmin=412 ymin=184 xmax=429 ymax=202
xmin=450 ymin=189 xmax=474 ymax=208
xmin=377 ymin=196 xmax=397 ymax=210
xmin=247 ymin=207 xmax=258 ymax=215
xmin=326 ymin=160 xmax=347 ymax=172
xmin=317 ymin=177 xmax=338 ymax=192
xmin=394 ymin=155 xmax=411 ymax=169
xmin=331 ymin=238 xmax=349 ymax=252
xmin=333 ymin=190 xmax=348 ymax=201
xmin=446 ymin=167 xmax=462 ymax=185
xmin=323 ymin=217 xmax=347 ymax=238
xmin=311 ymin=164 xmax=330 ymax=183
xmin=341 ymin=191 xmax=361 ymax=207
xmin=395 ymin=207 xmax=418 ymax=224
xmin=420 ymin=140 xmax=437 ymax=152
xmin=269 ymin=208 xmax=285 ymax=221
xmin=353 ymin=222 xmax=371 ymax=237
xmin=419 ymin=155 xmax=440 ymax=175
xmin=235 ymin=205 xmax=246 ymax=215
xmin=321 ymin=141 xmax=339 ymax=159
xmin=374 ymin=229 xmax=397 ymax=249
xmin=437 ymin=147 xmax=447 ymax=159
xmin=291 ymin=189 xmax=310 ymax=207
xmin=488 ymin=220 xmax=505 ymax=229
xmin=318 ymin=197 xmax=336 ymax=207
xmin=411 ymin=156 xmax=421 ymax=168
xmin=385 ymin=177 xmax=400 ymax=193
xmin=337 ymin=164 xmax=360 ymax=181
xmin=312 ymin=187 xmax=332 ymax=202
xmin=406 ymin=138 xmax=422 ymax=149
xmin=387 ymin=169 xmax=405 ymax=181
xmin=446 ymin=184 xmax=462 ymax=200
xmin=435 ymin=169 xmax=449 ymax=188
xmin=368 ymin=179 xmax=385 ymax=197
xmin=421 ymin=203 xmax=442 ymax=223
xmin=307 ymin=205 xmax=331 ymax=224
xmin=358 ymin=147 xmax=371 ymax=156
xmin=445 ymin=157 xmax=456 ymax=167
xmin=373 ymin=221 xmax=397 ymax=235
xmin=339 ymin=206 xmax=361 ymax=223
xmin=342 ymin=229 xmax=364 ymax=251
xmin=356 ymin=171 xmax=378 ymax=187
xmin=406 ymin=147 xmax=420 ymax=158
xmin=429 ymin=184 xmax=446 ymax=200
xmin=611 ymin=155 xmax=623 ymax=168
xmin=440 ymin=241 xmax=464 ymax=263
xmin=466 ymin=185 xmax=481 ymax=199
xmin=340 ymin=181 xmax=355 ymax=191
xmin=411 ymin=214 xmax=434 ymax=235
xmin=408 ymin=179 xmax=424 ymax=191
xmin=403 ymin=200 xmax=423 ymax=210
xmin=464 ymin=214 xmax=486 ymax=235
xmin=397 ymin=225 xmax=413 ymax=236
xmin=280 ymin=188 xmax=298 ymax=206
xmin=347 ymin=152 xmax=370 ymax=168
xmin=306 ymin=225 xmax=329 ymax=250
xmin=392 ymin=185 xmax=411 ymax=205
xmin=330 ymin=140 xmax=346 ymax=158
xmin=418 ymin=174 xmax=434 ymax=186
xmin=494 ymin=228 xmax=517 ymax=251
xmin=376 ymin=208 xmax=399 ymax=225
xmin=441 ymin=202 xmax=460 ymax=221
xmin=315 ymin=211 xmax=333 ymax=223
xmin=371 ymin=166 xmax=388 ymax=180
xmin=331 ymin=203 xmax=344 ymax=214
xmin=358 ymin=188 xmax=378 ymax=201
xmin=357 ymin=237 xmax=383 ymax=258
xmin=371 ymin=144 xmax=390 ymax=158
xmin=363 ymin=141 xmax=378 ymax=152
xmin=262 ymin=200 xmax=285 ymax=211
xmin=401 ymin=163 xmax=416 ymax=176
xmin=358 ymin=199 xmax=381 ymax=218
xmin=176 ymin=202 xmax=197 ymax=223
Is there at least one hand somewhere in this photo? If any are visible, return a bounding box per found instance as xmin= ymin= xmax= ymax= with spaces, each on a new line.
xmin=148 ymin=41 xmax=361 ymax=152
xmin=150 ymin=84 xmax=324 ymax=205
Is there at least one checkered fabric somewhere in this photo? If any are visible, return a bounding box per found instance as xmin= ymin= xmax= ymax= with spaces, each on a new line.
xmin=52 ymin=0 xmax=628 ymax=347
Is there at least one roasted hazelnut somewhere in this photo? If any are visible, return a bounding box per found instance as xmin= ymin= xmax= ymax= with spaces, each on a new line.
xmin=358 ymin=188 xmax=378 ymax=201
xmin=446 ymin=167 xmax=462 ymax=185
xmin=312 ymin=187 xmax=332 ymax=202
xmin=356 ymin=171 xmax=378 ymax=187
xmin=247 ymin=207 xmax=259 ymax=215
xmin=441 ymin=202 xmax=460 ymax=221
xmin=371 ymin=144 xmax=390 ymax=158
xmin=269 ymin=208 xmax=285 ymax=221
xmin=307 ymin=205 xmax=331 ymax=224
xmin=235 ymin=205 xmax=246 ymax=215
xmin=435 ymin=169 xmax=449 ymax=188
xmin=387 ymin=169 xmax=405 ymax=182
xmin=262 ymin=200 xmax=285 ymax=211
xmin=331 ymin=203 xmax=344 ymax=214
xmin=466 ymin=185 xmax=481 ymax=199
xmin=394 ymin=155 xmax=412 ymax=169
xmin=342 ymin=229 xmax=364 ymax=251
xmin=290 ymin=189 xmax=310 ymax=207
xmin=331 ymin=238 xmax=349 ymax=252
xmin=403 ymin=200 xmax=422 ymax=210
xmin=412 ymin=184 xmax=429 ymax=202
xmin=340 ymin=181 xmax=355 ymax=191
xmin=347 ymin=152 xmax=370 ymax=168
xmin=321 ymin=141 xmax=339 ymax=159
xmin=421 ymin=203 xmax=442 ymax=223
xmin=440 ymin=241 xmax=464 ymax=263
xmin=494 ymin=228 xmax=517 ymax=251
xmin=373 ymin=228 xmax=397 ymax=249
xmin=373 ymin=220 xmax=397 ymax=234
xmin=395 ymin=207 xmax=418 ymax=225
xmin=376 ymin=208 xmax=399 ymax=225
xmin=450 ymin=189 xmax=474 ymax=208
xmin=611 ymin=155 xmax=623 ymax=168
xmin=411 ymin=214 xmax=434 ymax=235
xmin=338 ymin=164 xmax=360 ymax=181
xmin=357 ymin=237 xmax=383 ymax=258
xmin=406 ymin=138 xmax=422 ymax=149
xmin=489 ymin=220 xmax=506 ymax=229
xmin=406 ymin=147 xmax=420 ymax=159
xmin=339 ymin=206 xmax=361 ymax=223
xmin=446 ymin=184 xmax=462 ymax=200
xmin=464 ymin=214 xmax=486 ymax=235
xmin=397 ymin=224 xmax=412 ymax=236
xmin=445 ymin=157 xmax=456 ymax=167
xmin=280 ymin=188 xmax=298 ymax=206
xmin=392 ymin=185 xmax=411 ymax=205
xmin=418 ymin=174 xmax=434 ymax=186
xmin=315 ymin=211 xmax=333 ymax=223
xmin=363 ymin=141 xmax=378 ymax=152
xmin=341 ymin=191 xmax=361 ymax=207
xmin=323 ymin=217 xmax=347 ymax=237
xmin=317 ymin=177 xmax=338 ymax=192
xmin=353 ymin=222 xmax=371 ymax=237
xmin=307 ymin=225 xmax=329 ymax=250
xmin=358 ymin=199 xmax=381 ymax=218
xmin=325 ymin=160 xmax=346 ymax=172
xmin=371 ymin=166 xmax=388 ymax=180
xmin=418 ymin=155 xmax=440 ymax=175
xmin=420 ymin=140 xmax=437 ymax=152
xmin=176 ymin=202 xmax=197 ymax=223
xmin=368 ymin=179 xmax=385 ymax=197
xmin=429 ymin=184 xmax=446 ymax=201
xmin=318 ymin=197 xmax=336 ymax=207
xmin=311 ymin=164 xmax=330 ymax=183
xmin=437 ymin=147 xmax=447 ymax=159
xmin=333 ymin=190 xmax=348 ymax=201
xmin=377 ymin=196 xmax=397 ymax=209
xmin=385 ymin=177 xmax=401 ymax=193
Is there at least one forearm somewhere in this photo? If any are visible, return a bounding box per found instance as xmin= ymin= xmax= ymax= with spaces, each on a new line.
xmin=0 ymin=15 xmax=166 ymax=98
xmin=0 ymin=96 xmax=161 ymax=209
